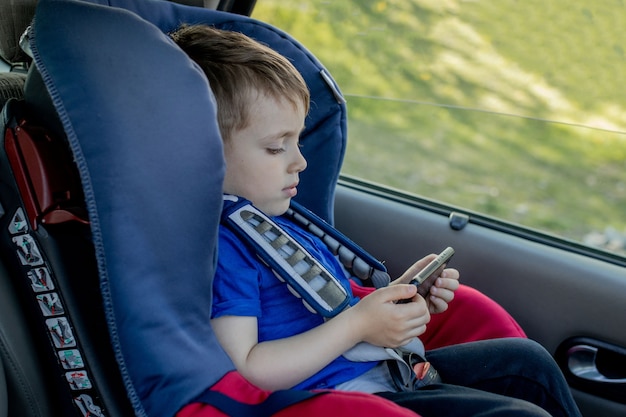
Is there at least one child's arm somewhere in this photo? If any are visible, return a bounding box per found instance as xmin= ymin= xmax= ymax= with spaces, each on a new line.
xmin=390 ymin=254 xmax=460 ymax=314
xmin=211 ymin=284 xmax=429 ymax=391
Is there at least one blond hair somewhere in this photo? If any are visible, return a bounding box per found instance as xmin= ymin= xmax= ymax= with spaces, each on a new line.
xmin=170 ymin=25 xmax=310 ymax=141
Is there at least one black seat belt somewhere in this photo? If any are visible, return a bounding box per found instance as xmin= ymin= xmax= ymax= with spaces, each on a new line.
xmin=2 ymin=102 xmax=107 ymax=416
xmin=195 ymin=388 xmax=327 ymax=417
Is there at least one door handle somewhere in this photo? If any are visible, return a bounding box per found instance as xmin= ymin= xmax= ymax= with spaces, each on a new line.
xmin=567 ymin=344 xmax=626 ymax=384
xmin=557 ymin=337 xmax=626 ymax=405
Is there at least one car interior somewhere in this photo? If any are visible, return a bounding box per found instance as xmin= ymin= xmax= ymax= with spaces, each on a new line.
xmin=1 ymin=1 xmax=625 ymax=417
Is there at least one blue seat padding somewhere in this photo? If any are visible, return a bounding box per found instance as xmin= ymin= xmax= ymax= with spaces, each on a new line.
xmin=31 ymin=0 xmax=348 ymax=415
xmin=100 ymin=0 xmax=348 ymax=223
xmin=31 ymin=1 xmax=232 ymax=416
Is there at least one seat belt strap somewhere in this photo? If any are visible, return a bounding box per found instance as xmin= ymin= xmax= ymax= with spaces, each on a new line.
xmin=195 ymin=389 xmax=326 ymax=417
xmin=221 ymin=194 xmax=389 ymax=318
xmin=222 ymin=195 xmax=352 ymax=318
xmin=221 ymin=195 xmax=439 ymax=389
xmin=221 ymin=195 xmax=392 ymax=318
xmin=2 ymin=108 xmax=107 ymax=417
xmin=285 ymin=200 xmax=390 ymax=288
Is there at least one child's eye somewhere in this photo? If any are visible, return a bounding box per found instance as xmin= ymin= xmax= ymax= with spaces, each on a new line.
xmin=266 ymin=147 xmax=286 ymax=155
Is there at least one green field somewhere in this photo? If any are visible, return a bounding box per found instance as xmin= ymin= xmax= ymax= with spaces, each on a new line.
xmin=254 ymin=0 xmax=626 ymax=254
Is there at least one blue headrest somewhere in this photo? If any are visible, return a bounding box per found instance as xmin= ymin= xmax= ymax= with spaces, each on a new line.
xmin=31 ymin=1 xmax=232 ymax=416
xmin=100 ymin=0 xmax=348 ymax=223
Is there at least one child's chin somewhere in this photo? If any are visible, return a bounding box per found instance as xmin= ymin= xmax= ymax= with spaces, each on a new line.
xmin=264 ymin=200 xmax=291 ymax=217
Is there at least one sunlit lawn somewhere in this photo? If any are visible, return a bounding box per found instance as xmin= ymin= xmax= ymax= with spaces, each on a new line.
xmin=253 ymin=0 xmax=626 ymax=252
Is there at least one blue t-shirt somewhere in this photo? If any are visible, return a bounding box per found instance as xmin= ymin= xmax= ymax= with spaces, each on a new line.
xmin=212 ymin=215 xmax=378 ymax=390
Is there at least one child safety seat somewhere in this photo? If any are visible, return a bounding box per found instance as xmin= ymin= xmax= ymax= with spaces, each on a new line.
xmin=0 ymin=0 xmax=525 ymax=416
xmin=0 ymin=0 xmax=422 ymax=416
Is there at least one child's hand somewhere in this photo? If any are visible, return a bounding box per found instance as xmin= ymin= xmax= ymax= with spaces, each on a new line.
xmin=427 ymin=267 xmax=459 ymax=314
xmin=350 ymin=285 xmax=430 ymax=348
xmin=390 ymin=254 xmax=460 ymax=314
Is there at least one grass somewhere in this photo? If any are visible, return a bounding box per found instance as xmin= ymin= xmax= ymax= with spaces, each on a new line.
xmin=253 ymin=0 xmax=626 ymax=254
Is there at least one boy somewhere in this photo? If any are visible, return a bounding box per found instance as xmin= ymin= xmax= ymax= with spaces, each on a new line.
xmin=171 ymin=25 xmax=581 ymax=417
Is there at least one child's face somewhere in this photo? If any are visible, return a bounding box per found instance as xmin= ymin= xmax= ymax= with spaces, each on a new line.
xmin=223 ymin=94 xmax=307 ymax=216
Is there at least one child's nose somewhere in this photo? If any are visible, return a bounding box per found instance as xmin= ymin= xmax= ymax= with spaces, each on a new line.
xmin=291 ymin=147 xmax=307 ymax=173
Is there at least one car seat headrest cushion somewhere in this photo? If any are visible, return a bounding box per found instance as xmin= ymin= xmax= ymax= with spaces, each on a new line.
xmin=105 ymin=0 xmax=349 ymax=223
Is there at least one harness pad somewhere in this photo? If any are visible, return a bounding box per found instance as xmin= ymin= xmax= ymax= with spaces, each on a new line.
xmin=222 ymin=195 xmax=351 ymax=318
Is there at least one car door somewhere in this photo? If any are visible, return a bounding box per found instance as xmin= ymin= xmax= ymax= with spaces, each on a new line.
xmin=253 ymin=1 xmax=626 ymax=416
xmin=333 ymin=180 xmax=626 ymax=417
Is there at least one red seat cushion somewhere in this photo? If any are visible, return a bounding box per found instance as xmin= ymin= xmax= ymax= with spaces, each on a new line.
xmin=420 ymin=284 xmax=526 ymax=349
xmin=177 ymin=371 xmax=419 ymax=417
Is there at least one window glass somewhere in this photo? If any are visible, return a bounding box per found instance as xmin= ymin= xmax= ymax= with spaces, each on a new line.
xmin=253 ymin=1 xmax=626 ymax=257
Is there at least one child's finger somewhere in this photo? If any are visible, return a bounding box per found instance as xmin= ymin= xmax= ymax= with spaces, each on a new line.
xmin=441 ymin=268 xmax=460 ymax=281
xmin=428 ymin=295 xmax=449 ymax=313
xmin=430 ymin=286 xmax=455 ymax=303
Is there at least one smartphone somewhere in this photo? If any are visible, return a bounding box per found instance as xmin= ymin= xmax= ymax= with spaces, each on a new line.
xmin=399 ymin=247 xmax=455 ymax=302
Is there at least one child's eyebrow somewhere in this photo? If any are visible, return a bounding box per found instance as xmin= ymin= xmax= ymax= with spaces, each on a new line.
xmin=262 ymin=126 xmax=305 ymax=141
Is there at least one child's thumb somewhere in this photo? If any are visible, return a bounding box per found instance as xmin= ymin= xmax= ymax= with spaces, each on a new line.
xmin=379 ymin=284 xmax=417 ymax=303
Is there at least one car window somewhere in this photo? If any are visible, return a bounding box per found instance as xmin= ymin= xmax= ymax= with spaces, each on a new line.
xmin=253 ymin=0 xmax=626 ymax=258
